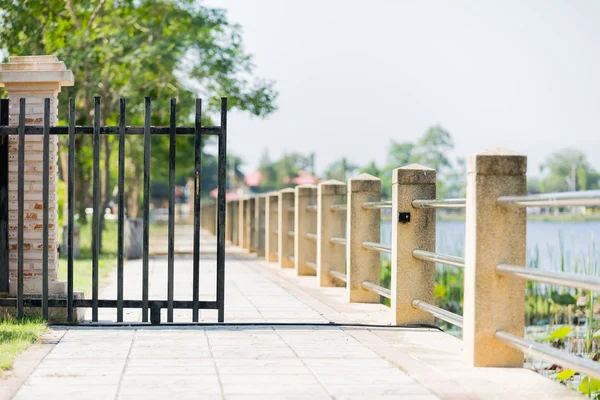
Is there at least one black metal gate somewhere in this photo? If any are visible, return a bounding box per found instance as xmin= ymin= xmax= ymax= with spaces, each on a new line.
xmin=0 ymin=96 xmax=227 ymax=324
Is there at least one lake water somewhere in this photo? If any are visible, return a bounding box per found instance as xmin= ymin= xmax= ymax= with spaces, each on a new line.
xmin=380 ymin=220 xmax=600 ymax=273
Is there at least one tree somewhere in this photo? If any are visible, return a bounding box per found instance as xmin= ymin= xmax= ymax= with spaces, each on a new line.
xmin=539 ymin=149 xmax=599 ymax=192
xmin=411 ymin=125 xmax=454 ymax=173
xmin=0 ymin=0 xmax=277 ymax=251
xmin=324 ymin=157 xmax=358 ymax=182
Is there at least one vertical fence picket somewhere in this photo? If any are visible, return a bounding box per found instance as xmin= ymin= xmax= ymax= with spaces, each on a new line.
xmin=117 ymin=99 xmax=126 ymax=322
xmin=217 ymin=97 xmax=227 ymax=322
xmin=17 ymin=98 xmax=25 ymax=319
xmin=167 ymin=98 xmax=176 ymax=322
xmin=92 ymin=96 xmax=101 ymax=322
xmin=192 ymin=99 xmax=202 ymax=322
xmin=142 ymin=97 xmax=151 ymax=322
xmin=42 ymin=98 xmax=50 ymax=319
xmin=67 ymin=99 xmax=75 ymax=323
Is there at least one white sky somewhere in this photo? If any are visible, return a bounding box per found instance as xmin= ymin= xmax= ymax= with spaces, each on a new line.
xmin=203 ymin=0 xmax=600 ymax=176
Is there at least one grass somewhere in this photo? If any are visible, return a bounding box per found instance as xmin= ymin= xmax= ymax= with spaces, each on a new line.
xmin=58 ymin=220 xmax=119 ymax=296
xmin=0 ymin=316 xmax=47 ymax=373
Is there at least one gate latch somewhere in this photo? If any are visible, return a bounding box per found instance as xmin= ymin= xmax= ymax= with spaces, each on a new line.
xmin=398 ymin=212 xmax=411 ymax=223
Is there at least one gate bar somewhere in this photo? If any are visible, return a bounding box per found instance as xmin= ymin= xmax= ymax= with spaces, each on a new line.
xmin=167 ymin=98 xmax=176 ymax=322
xmin=192 ymin=99 xmax=202 ymax=322
xmin=42 ymin=98 xmax=50 ymax=319
xmin=0 ymin=298 xmax=218 ymax=309
xmin=67 ymin=99 xmax=75 ymax=323
xmin=217 ymin=97 xmax=227 ymax=322
xmin=17 ymin=99 xmax=25 ymax=318
xmin=117 ymin=99 xmax=126 ymax=322
xmin=92 ymin=97 xmax=100 ymax=322
xmin=0 ymin=99 xmax=8 ymax=294
xmin=142 ymin=97 xmax=151 ymax=322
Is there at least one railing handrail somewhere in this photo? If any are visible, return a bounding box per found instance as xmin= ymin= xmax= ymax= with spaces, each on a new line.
xmin=306 ymin=261 xmax=317 ymax=271
xmin=496 ymin=264 xmax=600 ymax=292
xmin=362 ymin=201 xmax=392 ymax=210
xmin=497 ymin=189 xmax=600 ymax=208
xmin=306 ymin=205 xmax=317 ymax=212
xmin=330 ymin=237 xmax=347 ymax=246
xmin=496 ymin=331 xmax=600 ymax=380
xmin=330 ymin=204 xmax=347 ymax=211
xmin=329 ymin=270 xmax=347 ymax=283
xmin=412 ymin=198 xmax=466 ymax=209
xmin=412 ymin=250 xmax=465 ymax=269
xmin=305 ymin=232 xmax=317 ymax=241
xmin=362 ymin=241 xmax=391 ymax=254
xmin=412 ymin=299 xmax=463 ymax=328
xmin=362 ymin=281 xmax=391 ymax=299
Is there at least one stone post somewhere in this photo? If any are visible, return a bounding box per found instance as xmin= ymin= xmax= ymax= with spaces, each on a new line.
xmin=317 ymin=180 xmax=346 ymax=287
xmin=347 ymin=174 xmax=381 ymax=303
xmin=278 ymin=188 xmax=294 ymax=268
xmin=294 ymin=185 xmax=317 ymax=276
xmin=265 ymin=193 xmax=279 ymax=262
xmin=226 ymin=199 xmax=233 ymax=243
xmin=255 ymin=196 xmax=265 ymax=257
xmin=238 ymin=198 xmax=245 ymax=249
xmin=231 ymin=201 xmax=238 ymax=246
xmin=391 ymin=165 xmax=436 ymax=324
xmin=0 ymin=56 xmax=73 ymax=296
xmin=246 ymin=198 xmax=256 ymax=252
xmin=463 ymin=148 xmax=527 ymax=367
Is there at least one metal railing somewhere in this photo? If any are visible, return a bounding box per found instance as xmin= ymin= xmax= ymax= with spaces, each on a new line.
xmin=496 ymin=331 xmax=600 ymax=380
xmin=412 ymin=250 xmax=465 ymax=268
xmin=362 ymin=281 xmax=391 ymax=299
xmin=306 ymin=261 xmax=317 ymax=271
xmin=330 ymin=237 xmax=347 ymax=246
xmin=362 ymin=200 xmax=392 ymax=209
xmin=305 ymin=232 xmax=318 ymax=241
xmin=287 ymin=230 xmax=295 ymax=237
xmin=412 ymin=198 xmax=466 ymax=209
xmin=306 ymin=205 xmax=318 ymax=212
xmin=329 ymin=270 xmax=347 ymax=283
xmin=330 ymin=204 xmax=347 ymax=211
xmin=362 ymin=241 xmax=391 ymax=254
xmin=497 ymin=190 xmax=600 ymax=208
xmin=412 ymin=299 xmax=463 ymax=328
xmin=496 ymin=264 xmax=600 ymax=292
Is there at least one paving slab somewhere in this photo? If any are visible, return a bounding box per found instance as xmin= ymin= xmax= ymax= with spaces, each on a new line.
xmin=2 ymin=230 xmax=584 ymax=399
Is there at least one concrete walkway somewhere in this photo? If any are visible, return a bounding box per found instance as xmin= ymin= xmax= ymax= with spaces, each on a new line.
xmin=2 ymin=230 xmax=583 ymax=399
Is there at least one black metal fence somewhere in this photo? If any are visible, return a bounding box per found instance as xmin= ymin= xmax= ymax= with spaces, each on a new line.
xmin=0 ymin=96 xmax=227 ymax=324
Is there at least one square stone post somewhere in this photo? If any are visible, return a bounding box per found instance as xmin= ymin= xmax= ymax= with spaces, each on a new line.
xmin=278 ymin=188 xmax=294 ymax=268
xmin=294 ymin=185 xmax=317 ymax=276
xmin=347 ymin=174 xmax=381 ymax=303
xmin=317 ymin=180 xmax=346 ymax=287
xmin=255 ymin=196 xmax=265 ymax=257
xmin=238 ymin=198 xmax=246 ymax=248
xmin=392 ymin=165 xmax=436 ymax=325
xmin=226 ymin=199 xmax=233 ymax=243
xmin=464 ymin=148 xmax=527 ymax=367
xmin=246 ymin=198 xmax=256 ymax=252
xmin=0 ymin=56 xmax=73 ymax=296
xmin=265 ymin=193 xmax=279 ymax=262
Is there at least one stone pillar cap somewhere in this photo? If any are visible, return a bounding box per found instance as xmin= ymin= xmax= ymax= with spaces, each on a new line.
xmin=393 ymin=164 xmax=436 ymax=184
xmin=468 ymin=148 xmax=527 ymax=175
xmin=0 ymin=55 xmax=74 ymax=87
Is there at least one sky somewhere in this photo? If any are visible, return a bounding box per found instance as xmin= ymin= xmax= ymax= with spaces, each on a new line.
xmin=203 ymin=0 xmax=600 ymax=177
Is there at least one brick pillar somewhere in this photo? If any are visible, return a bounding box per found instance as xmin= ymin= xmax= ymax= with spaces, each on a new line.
xmin=0 ymin=56 xmax=73 ymax=296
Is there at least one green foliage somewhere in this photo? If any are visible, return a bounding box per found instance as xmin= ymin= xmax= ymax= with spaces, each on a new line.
xmin=579 ymin=377 xmax=600 ymax=398
xmin=0 ymin=315 xmax=47 ymax=372
xmin=256 ymin=151 xmax=313 ymax=192
xmin=0 ymin=0 xmax=278 ymax=224
xmin=539 ymin=149 xmax=600 ymax=192
xmin=541 ymin=326 xmax=572 ymax=342
xmin=555 ymin=369 xmax=576 ymax=381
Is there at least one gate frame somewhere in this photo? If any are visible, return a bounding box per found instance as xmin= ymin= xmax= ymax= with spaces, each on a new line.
xmin=0 ymin=96 xmax=227 ymax=324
